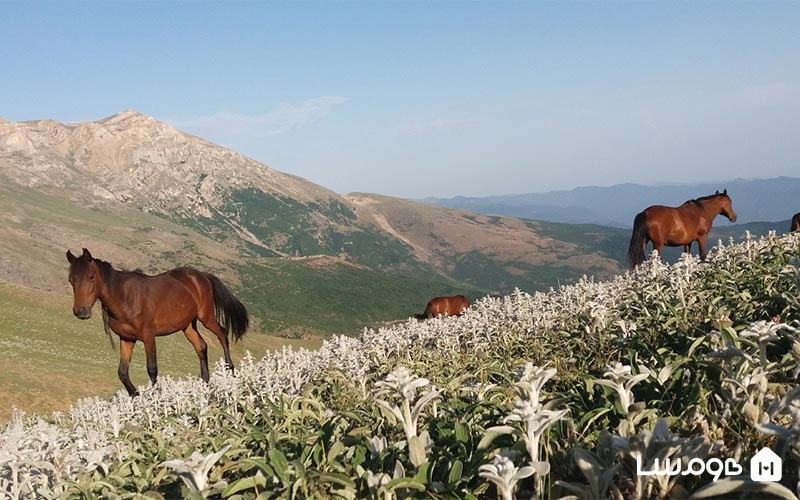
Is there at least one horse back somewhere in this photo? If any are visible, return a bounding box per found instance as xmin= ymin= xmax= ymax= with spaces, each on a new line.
xmin=428 ymin=295 xmax=470 ymax=317
xmin=120 ymin=268 xmax=211 ymax=333
xmin=644 ymin=203 xmax=709 ymax=236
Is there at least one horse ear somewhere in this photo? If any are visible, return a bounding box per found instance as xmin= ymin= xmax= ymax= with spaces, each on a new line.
xmin=715 ymin=190 xmax=720 ymax=195
xmin=723 ymin=188 xmax=727 ymax=195
xmin=66 ymin=250 xmax=76 ymax=263
xmin=82 ymin=248 xmax=93 ymax=261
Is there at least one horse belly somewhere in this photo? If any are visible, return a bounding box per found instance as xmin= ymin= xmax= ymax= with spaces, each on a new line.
xmin=154 ymin=302 xmax=197 ymax=334
xmin=150 ymin=283 xmax=199 ymax=334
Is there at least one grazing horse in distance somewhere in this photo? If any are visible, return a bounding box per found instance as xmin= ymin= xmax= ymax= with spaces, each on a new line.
xmin=627 ymin=190 xmax=737 ymax=268
xmin=414 ymin=295 xmax=470 ymax=320
xmin=66 ymin=248 xmax=248 ymax=396
xmin=792 ymin=212 xmax=800 ymax=232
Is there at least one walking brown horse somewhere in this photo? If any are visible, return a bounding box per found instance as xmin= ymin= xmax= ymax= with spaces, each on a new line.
xmin=414 ymin=295 xmax=470 ymax=319
xmin=627 ymin=190 xmax=737 ymax=268
xmin=67 ymin=248 xmax=248 ymax=396
xmin=792 ymin=212 xmax=800 ymax=232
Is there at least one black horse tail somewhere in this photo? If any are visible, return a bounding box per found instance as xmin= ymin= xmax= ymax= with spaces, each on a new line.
xmin=207 ymin=274 xmax=249 ymax=341
xmin=413 ymin=302 xmax=433 ymax=321
xmin=627 ymin=211 xmax=648 ymax=269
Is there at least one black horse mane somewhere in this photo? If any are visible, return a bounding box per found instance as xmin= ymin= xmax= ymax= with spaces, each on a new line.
xmin=95 ymin=258 xmax=148 ymax=279
xmin=687 ymin=192 xmax=725 ymax=207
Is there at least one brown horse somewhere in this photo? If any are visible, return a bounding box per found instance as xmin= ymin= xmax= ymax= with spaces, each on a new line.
xmin=627 ymin=190 xmax=737 ymax=268
xmin=67 ymin=248 xmax=248 ymax=396
xmin=414 ymin=295 xmax=470 ymax=319
xmin=792 ymin=212 xmax=800 ymax=232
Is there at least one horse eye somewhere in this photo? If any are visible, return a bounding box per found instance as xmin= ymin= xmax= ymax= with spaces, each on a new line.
xmin=89 ymin=274 xmax=95 ymax=280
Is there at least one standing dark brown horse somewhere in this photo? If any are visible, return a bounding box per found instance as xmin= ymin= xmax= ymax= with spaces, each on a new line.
xmin=627 ymin=190 xmax=737 ymax=268
xmin=791 ymin=212 xmax=800 ymax=232
xmin=414 ymin=295 xmax=470 ymax=319
xmin=67 ymin=248 xmax=248 ymax=396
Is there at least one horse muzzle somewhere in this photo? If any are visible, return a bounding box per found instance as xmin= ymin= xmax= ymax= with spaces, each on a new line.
xmin=728 ymin=213 xmax=738 ymax=223
xmin=73 ymin=307 xmax=92 ymax=320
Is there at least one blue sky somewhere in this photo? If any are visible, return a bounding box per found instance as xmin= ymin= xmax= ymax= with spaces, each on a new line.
xmin=2 ymin=2 xmax=799 ymax=198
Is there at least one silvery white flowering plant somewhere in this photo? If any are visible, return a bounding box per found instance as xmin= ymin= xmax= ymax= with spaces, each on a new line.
xmin=1 ymin=232 xmax=799 ymax=498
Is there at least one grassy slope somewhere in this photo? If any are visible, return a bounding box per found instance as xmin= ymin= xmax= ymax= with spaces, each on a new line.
xmin=348 ymin=193 xmax=624 ymax=293
xmin=4 ymin=179 xmax=790 ymax=420
xmin=0 ymin=183 xmax=476 ymax=417
xmin=0 ymin=282 xmax=322 ymax=420
xmin=237 ymin=258 xmax=483 ymax=336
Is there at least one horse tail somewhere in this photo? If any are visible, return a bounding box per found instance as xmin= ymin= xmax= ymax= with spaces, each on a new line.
xmin=627 ymin=211 xmax=648 ymax=269
xmin=414 ymin=301 xmax=434 ymax=320
xmin=207 ymin=274 xmax=249 ymax=341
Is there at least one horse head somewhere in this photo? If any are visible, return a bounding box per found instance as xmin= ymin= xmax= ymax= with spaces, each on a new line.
xmin=715 ymin=189 xmax=737 ymax=223
xmin=66 ymin=248 xmax=101 ymax=320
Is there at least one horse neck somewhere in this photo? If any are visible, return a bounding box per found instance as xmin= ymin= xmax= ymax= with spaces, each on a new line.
xmin=697 ymin=197 xmax=724 ymax=219
xmin=95 ymin=262 xmax=128 ymax=316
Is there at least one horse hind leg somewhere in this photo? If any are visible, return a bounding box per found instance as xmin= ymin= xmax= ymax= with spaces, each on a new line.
xmin=142 ymin=333 xmax=158 ymax=387
xmin=652 ymin=240 xmax=665 ymax=259
xmin=198 ymin=306 xmax=235 ymax=372
xmin=183 ymin=319 xmax=210 ymax=382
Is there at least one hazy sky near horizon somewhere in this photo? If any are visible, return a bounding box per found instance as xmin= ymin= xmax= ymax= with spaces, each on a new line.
xmin=2 ymin=3 xmax=799 ymax=198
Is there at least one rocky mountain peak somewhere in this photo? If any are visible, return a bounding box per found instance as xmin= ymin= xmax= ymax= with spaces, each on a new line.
xmin=98 ymin=109 xmax=159 ymax=128
xmin=0 ymin=110 xmax=355 ymax=253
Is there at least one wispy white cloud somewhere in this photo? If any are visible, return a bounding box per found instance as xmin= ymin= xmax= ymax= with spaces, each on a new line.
xmin=166 ymin=96 xmax=348 ymax=143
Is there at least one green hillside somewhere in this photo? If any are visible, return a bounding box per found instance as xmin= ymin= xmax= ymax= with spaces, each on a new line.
xmin=235 ymin=258 xmax=482 ymax=336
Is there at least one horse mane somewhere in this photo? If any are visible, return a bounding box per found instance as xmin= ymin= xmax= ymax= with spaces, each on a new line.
xmin=94 ymin=258 xmax=115 ymax=283
xmin=96 ymin=258 xmax=148 ymax=277
xmin=686 ymin=192 xmax=723 ymax=207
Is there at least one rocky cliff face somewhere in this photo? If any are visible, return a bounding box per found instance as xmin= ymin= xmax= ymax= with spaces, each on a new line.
xmin=0 ymin=110 xmax=362 ymax=255
xmin=1 ymin=110 xmax=334 ymax=201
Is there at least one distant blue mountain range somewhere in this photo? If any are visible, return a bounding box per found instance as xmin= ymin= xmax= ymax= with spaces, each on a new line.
xmin=422 ymin=177 xmax=800 ymax=228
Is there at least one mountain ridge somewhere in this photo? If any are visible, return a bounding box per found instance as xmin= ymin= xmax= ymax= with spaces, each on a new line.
xmin=423 ymin=177 xmax=800 ymax=227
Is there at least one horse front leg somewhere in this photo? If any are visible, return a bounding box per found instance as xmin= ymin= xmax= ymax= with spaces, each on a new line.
xmin=118 ymin=339 xmax=138 ymax=396
xmin=684 ymin=243 xmax=691 ymax=254
xmin=143 ymin=334 xmax=158 ymax=387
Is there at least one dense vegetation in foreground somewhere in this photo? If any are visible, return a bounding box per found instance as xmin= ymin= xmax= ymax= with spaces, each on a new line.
xmin=2 ymin=233 xmax=800 ymax=499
